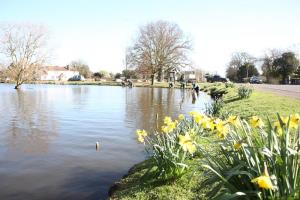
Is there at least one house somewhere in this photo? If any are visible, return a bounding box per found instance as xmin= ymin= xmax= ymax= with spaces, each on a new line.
xmin=41 ymin=66 xmax=79 ymax=81
xmin=178 ymin=69 xmax=205 ymax=82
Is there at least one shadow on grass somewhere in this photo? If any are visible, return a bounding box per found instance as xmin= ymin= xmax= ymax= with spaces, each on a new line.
xmin=224 ymin=95 xmax=241 ymax=104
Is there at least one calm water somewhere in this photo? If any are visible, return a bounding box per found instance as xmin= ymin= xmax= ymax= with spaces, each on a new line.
xmin=0 ymin=84 xmax=211 ymax=200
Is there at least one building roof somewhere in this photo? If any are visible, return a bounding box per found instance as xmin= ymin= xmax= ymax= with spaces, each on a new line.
xmin=44 ymin=66 xmax=76 ymax=71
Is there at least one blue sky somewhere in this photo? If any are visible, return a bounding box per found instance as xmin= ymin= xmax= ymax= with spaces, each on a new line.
xmin=1 ymin=0 xmax=300 ymax=75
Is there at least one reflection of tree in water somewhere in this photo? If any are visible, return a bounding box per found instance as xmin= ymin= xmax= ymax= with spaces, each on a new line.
xmin=71 ymin=86 xmax=90 ymax=106
xmin=125 ymin=88 xmax=211 ymax=133
xmin=125 ymin=88 xmax=182 ymax=132
xmin=6 ymin=89 xmax=58 ymax=155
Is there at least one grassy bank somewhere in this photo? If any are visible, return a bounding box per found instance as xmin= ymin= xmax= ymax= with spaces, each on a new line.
xmin=201 ymin=83 xmax=300 ymax=121
xmin=109 ymin=83 xmax=300 ymax=200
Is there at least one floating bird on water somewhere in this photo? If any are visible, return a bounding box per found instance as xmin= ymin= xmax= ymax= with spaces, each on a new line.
xmin=96 ymin=142 xmax=100 ymax=150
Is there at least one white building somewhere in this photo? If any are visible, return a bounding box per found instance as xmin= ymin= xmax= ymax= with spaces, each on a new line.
xmin=41 ymin=66 xmax=79 ymax=81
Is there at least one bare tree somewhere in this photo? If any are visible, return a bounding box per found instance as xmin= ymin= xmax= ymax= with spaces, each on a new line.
xmin=260 ymin=49 xmax=283 ymax=79
xmin=226 ymin=52 xmax=255 ymax=81
xmin=127 ymin=21 xmax=192 ymax=85
xmin=69 ymin=60 xmax=91 ymax=78
xmin=0 ymin=23 xmax=48 ymax=89
xmin=229 ymin=52 xmax=255 ymax=68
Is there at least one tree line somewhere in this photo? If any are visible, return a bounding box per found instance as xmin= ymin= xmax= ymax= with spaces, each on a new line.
xmin=1 ymin=21 xmax=299 ymax=89
xmin=226 ymin=50 xmax=300 ymax=83
xmin=0 ymin=21 xmax=192 ymax=88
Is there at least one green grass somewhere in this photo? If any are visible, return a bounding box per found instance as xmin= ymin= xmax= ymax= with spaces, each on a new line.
xmin=199 ymin=82 xmax=300 ymax=121
xmin=110 ymin=159 xmax=207 ymax=200
xmin=110 ymin=138 xmax=214 ymax=200
xmin=110 ymin=82 xmax=300 ymax=200
xmin=222 ymin=90 xmax=300 ymax=121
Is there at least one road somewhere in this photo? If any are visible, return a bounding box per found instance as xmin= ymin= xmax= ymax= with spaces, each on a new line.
xmin=252 ymin=84 xmax=300 ymax=100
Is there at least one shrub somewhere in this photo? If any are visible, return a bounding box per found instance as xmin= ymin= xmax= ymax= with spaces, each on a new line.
xmin=200 ymin=114 xmax=300 ymax=199
xmin=225 ymin=82 xmax=235 ymax=88
xmin=238 ymin=85 xmax=253 ymax=99
xmin=205 ymin=100 xmax=224 ymax=117
xmin=210 ymin=89 xmax=228 ymax=100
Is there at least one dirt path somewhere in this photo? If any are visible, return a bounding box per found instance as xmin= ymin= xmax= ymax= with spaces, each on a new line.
xmin=252 ymin=84 xmax=300 ymax=100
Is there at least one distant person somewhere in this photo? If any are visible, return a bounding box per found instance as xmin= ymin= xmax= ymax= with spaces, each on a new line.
xmin=192 ymin=82 xmax=200 ymax=95
xmin=192 ymin=89 xmax=197 ymax=104
xmin=180 ymin=80 xmax=186 ymax=89
xmin=127 ymin=79 xmax=133 ymax=87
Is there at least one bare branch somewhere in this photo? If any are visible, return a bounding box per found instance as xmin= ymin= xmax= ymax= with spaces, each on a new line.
xmin=0 ymin=23 xmax=49 ymax=89
xmin=127 ymin=21 xmax=192 ymax=84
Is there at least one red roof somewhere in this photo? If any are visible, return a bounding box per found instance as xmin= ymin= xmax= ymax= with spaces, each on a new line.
xmin=44 ymin=66 xmax=76 ymax=71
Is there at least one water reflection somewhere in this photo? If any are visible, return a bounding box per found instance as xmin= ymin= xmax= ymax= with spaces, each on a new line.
xmin=125 ymin=87 xmax=211 ymax=132
xmin=0 ymin=84 xmax=211 ymax=200
xmin=4 ymin=89 xmax=58 ymax=155
xmin=71 ymin=86 xmax=90 ymax=105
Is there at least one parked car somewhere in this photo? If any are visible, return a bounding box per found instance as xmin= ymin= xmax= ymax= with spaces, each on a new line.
xmin=250 ymin=76 xmax=262 ymax=84
xmin=68 ymin=75 xmax=85 ymax=81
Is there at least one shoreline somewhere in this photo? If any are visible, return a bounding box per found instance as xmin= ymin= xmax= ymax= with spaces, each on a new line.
xmin=1 ymin=80 xmax=195 ymax=89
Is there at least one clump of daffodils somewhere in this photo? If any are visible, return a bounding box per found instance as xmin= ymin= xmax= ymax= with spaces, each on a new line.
xmin=136 ymin=129 xmax=147 ymax=143
xmin=161 ymin=116 xmax=178 ymax=134
xmin=201 ymin=113 xmax=300 ymax=199
xmin=134 ymin=111 xmax=300 ymax=196
xmin=274 ymin=114 xmax=300 ymax=135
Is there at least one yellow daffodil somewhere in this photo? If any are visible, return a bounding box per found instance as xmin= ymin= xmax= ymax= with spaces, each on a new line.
xmin=280 ymin=116 xmax=289 ymax=125
xmin=227 ymin=116 xmax=241 ymax=127
xmin=250 ymin=116 xmax=264 ymax=128
xmin=233 ymin=142 xmax=242 ymax=150
xmin=179 ymin=133 xmax=196 ymax=154
xmin=290 ymin=114 xmax=300 ymax=129
xmin=195 ymin=114 xmax=205 ymax=124
xmin=161 ymin=116 xmax=178 ymax=134
xmin=274 ymin=114 xmax=299 ymax=132
xmin=161 ymin=125 xmax=172 ymax=134
xmin=217 ymin=126 xmax=229 ymax=139
xmin=178 ymin=114 xmax=185 ymax=121
xmin=161 ymin=121 xmax=177 ymax=134
xmin=136 ymin=129 xmax=147 ymax=137
xmin=137 ymin=135 xmax=144 ymax=143
xmin=274 ymin=121 xmax=283 ymax=136
xmin=189 ymin=111 xmax=199 ymax=118
xmin=215 ymin=119 xmax=229 ymax=139
xmin=251 ymin=175 xmax=274 ymax=190
xmin=215 ymin=119 xmax=225 ymax=132
xmin=136 ymin=129 xmax=147 ymax=143
xmin=251 ymin=165 xmax=274 ymax=190
xmin=164 ymin=116 xmax=172 ymax=125
xmin=202 ymin=118 xmax=214 ymax=130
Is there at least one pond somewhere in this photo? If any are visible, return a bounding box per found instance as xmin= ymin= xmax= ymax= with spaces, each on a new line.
xmin=0 ymin=84 xmax=211 ymax=200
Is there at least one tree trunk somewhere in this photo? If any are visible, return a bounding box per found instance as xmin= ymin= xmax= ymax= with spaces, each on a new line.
xmin=14 ymin=80 xmax=21 ymax=89
xmin=151 ymin=74 xmax=154 ymax=85
xmin=158 ymin=69 xmax=164 ymax=82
